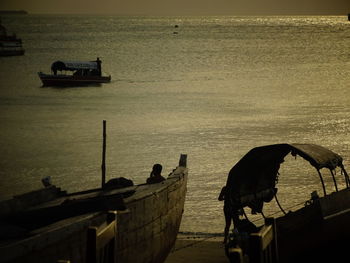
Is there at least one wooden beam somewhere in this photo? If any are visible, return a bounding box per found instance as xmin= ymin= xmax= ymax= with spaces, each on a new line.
xmin=87 ymin=211 xmax=117 ymax=263
xmin=102 ymin=120 xmax=106 ymax=188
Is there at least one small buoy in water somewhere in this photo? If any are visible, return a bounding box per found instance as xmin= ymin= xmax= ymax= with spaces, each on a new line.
xmin=174 ymin=25 xmax=179 ymax=28
xmin=173 ymin=31 xmax=178 ymax=34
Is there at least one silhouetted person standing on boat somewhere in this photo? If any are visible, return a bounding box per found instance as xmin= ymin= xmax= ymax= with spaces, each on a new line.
xmin=146 ymin=164 xmax=165 ymax=184
xmin=219 ymin=185 xmax=232 ymax=244
xmin=96 ymin=57 xmax=102 ymax=76
xmin=219 ymin=185 xmax=242 ymax=244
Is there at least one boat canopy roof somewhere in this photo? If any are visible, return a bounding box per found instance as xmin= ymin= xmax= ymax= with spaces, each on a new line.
xmin=226 ymin=143 xmax=343 ymax=204
xmin=51 ymin=61 xmax=98 ymax=71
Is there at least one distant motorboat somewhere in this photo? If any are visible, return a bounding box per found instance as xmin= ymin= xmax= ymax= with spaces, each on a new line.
xmin=38 ymin=58 xmax=111 ymax=87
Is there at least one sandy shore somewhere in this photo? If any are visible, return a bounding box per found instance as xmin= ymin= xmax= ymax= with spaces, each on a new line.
xmin=165 ymin=234 xmax=229 ymax=263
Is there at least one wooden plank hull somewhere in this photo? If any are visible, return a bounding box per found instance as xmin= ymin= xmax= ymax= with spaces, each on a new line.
xmin=276 ymin=188 xmax=350 ymax=262
xmin=116 ymin=166 xmax=187 ymax=263
xmin=225 ymin=189 xmax=350 ymax=263
xmin=0 ymin=212 xmax=109 ymax=263
xmin=0 ymin=158 xmax=187 ymax=263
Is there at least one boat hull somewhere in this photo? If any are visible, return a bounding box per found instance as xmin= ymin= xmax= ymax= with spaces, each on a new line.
xmin=0 ymin=158 xmax=187 ymax=263
xmin=225 ymin=188 xmax=350 ymax=263
xmin=38 ymin=72 xmax=111 ymax=87
xmin=276 ymin=188 xmax=350 ymax=262
xmin=116 ymin=166 xmax=187 ymax=263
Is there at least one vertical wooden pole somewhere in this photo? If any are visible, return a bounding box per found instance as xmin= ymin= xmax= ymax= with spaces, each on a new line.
xmin=102 ymin=120 xmax=106 ymax=188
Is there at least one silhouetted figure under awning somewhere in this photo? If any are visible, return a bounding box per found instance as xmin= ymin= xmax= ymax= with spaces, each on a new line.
xmin=226 ymin=143 xmax=345 ymax=213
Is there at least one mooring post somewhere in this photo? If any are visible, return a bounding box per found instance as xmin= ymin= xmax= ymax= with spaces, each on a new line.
xmin=102 ymin=120 xmax=106 ymax=188
xmin=179 ymin=154 xmax=187 ymax=167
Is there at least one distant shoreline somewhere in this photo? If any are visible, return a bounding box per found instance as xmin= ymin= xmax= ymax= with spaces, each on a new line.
xmin=0 ymin=10 xmax=28 ymax=15
xmin=0 ymin=11 xmax=348 ymax=16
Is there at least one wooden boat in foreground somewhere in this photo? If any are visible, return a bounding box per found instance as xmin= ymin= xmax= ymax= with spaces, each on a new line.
xmin=38 ymin=58 xmax=111 ymax=87
xmin=0 ymin=154 xmax=188 ymax=263
xmin=224 ymin=143 xmax=350 ymax=263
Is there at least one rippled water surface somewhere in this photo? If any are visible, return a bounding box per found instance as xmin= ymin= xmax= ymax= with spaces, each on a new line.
xmin=0 ymin=15 xmax=349 ymax=234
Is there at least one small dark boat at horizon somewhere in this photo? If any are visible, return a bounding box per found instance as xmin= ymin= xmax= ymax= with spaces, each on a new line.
xmin=38 ymin=58 xmax=111 ymax=87
xmin=0 ymin=19 xmax=25 ymax=56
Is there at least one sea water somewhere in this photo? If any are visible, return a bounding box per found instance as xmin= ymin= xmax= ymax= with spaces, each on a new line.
xmin=0 ymin=15 xmax=349 ymax=234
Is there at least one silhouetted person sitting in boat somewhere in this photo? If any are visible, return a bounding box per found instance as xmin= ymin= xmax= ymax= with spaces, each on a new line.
xmin=146 ymin=164 xmax=165 ymax=184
